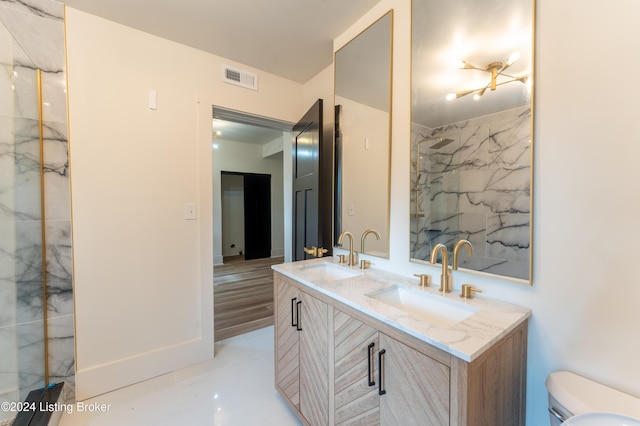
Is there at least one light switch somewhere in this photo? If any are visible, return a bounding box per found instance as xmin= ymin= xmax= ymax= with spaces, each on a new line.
xmin=365 ymin=137 xmax=369 ymax=150
xmin=149 ymin=89 xmax=157 ymax=110
xmin=184 ymin=203 xmax=197 ymax=220
xmin=348 ymin=204 xmax=355 ymax=216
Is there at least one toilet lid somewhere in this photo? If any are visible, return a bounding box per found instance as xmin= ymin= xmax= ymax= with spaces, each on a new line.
xmin=563 ymin=412 xmax=640 ymax=426
xmin=546 ymin=372 xmax=640 ymax=419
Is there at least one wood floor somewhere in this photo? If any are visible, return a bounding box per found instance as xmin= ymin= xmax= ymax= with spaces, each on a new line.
xmin=214 ymin=255 xmax=284 ymax=341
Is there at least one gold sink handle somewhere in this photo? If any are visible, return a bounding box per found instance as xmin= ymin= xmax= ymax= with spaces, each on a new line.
xmin=460 ymin=284 xmax=482 ymax=299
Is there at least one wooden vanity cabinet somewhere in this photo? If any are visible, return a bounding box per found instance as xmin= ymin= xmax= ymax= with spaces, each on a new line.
xmin=333 ymin=310 xmax=380 ymax=425
xmin=334 ymin=309 xmax=449 ymax=425
xmin=275 ymin=274 xmax=329 ymax=426
xmin=275 ymin=272 xmax=528 ymax=426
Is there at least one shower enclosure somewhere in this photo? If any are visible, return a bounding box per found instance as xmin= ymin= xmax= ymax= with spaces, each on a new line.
xmin=410 ymin=130 xmax=461 ymax=263
xmin=0 ymin=30 xmax=46 ymax=423
xmin=0 ymin=1 xmax=74 ymax=421
xmin=410 ymin=104 xmax=532 ymax=280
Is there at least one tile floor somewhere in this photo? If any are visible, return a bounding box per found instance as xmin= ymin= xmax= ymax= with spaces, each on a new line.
xmin=60 ymin=326 xmax=301 ymax=425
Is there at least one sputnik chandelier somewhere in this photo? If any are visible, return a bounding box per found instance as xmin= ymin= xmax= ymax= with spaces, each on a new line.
xmin=446 ymin=52 xmax=529 ymax=101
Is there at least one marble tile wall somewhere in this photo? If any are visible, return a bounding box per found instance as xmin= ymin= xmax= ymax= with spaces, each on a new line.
xmin=0 ymin=0 xmax=74 ymax=409
xmin=410 ymin=105 xmax=531 ymax=280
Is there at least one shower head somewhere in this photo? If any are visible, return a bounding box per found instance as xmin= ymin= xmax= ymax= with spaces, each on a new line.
xmin=429 ymin=138 xmax=455 ymax=150
xmin=417 ymin=135 xmax=456 ymax=151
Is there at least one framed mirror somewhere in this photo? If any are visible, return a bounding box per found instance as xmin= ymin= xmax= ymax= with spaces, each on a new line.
xmin=334 ymin=11 xmax=393 ymax=258
xmin=410 ymin=0 xmax=533 ymax=282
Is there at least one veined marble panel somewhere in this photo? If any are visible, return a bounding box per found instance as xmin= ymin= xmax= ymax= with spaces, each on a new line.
xmin=14 ymin=221 xmax=44 ymax=324
xmin=0 ymin=17 xmax=12 ymax=65
xmin=0 ymin=0 xmax=75 ymax=402
xmin=0 ymin=2 xmax=64 ymax=72
xmin=460 ymin=255 xmax=529 ymax=280
xmin=458 ymin=123 xmax=489 ymax=171
xmin=46 ymin=219 xmax=72 ymax=318
xmin=43 ymin=120 xmax=69 ymax=221
xmin=41 ymin=69 xmax=67 ymax=124
xmin=0 ymin=64 xmax=12 ymax=116
xmin=9 ymin=65 xmax=38 ymax=120
xmin=0 ymin=0 xmax=64 ymax=20
xmin=487 ymin=213 xmax=530 ymax=263
xmin=0 ymin=116 xmax=16 ymax=222
xmin=0 ymin=118 xmax=70 ymax=221
xmin=47 ymin=314 xmax=74 ymax=402
xmin=10 ymin=117 xmax=42 ymax=221
xmin=459 ymin=166 xmax=530 ymax=214
xmin=16 ymin=320 xmax=45 ymax=400
xmin=457 ymin=212 xmax=488 ymax=257
xmin=489 ymin=108 xmax=531 ymax=168
xmin=0 ymin=244 xmax=17 ymax=327
xmin=0 ymin=325 xmax=18 ymax=396
xmin=410 ymin=106 xmax=530 ymax=280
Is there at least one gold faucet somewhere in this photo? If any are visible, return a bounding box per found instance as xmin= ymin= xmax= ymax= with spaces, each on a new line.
xmin=360 ymin=228 xmax=381 ymax=254
xmin=430 ymin=243 xmax=451 ymax=293
xmin=452 ymin=240 xmax=473 ymax=270
xmin=303 ymin=246 xmax=329 ymax=258
xmin=338 ymin=231 xmax=358 ymax=266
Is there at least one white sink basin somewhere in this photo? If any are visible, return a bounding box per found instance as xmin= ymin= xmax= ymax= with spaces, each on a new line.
xmin=564 ymin=412 xmax=640 ymax=426
xmin=366 ymin=285 xmax=477 ymax=327
xmin=300 ymin=262 xmax=360 ymax=281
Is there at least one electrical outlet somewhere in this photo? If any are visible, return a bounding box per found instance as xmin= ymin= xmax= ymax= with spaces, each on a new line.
xmin=184 ymin=203 xmax=197 ymax=220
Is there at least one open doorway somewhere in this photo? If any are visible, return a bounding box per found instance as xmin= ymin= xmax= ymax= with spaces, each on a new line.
xmin=221 ymin=171 xmax=271 ymax=260
xmin=213 ymin=107 xmax=293 ymax=341
xmin=212 ymin=107 xmax=294 ymax=265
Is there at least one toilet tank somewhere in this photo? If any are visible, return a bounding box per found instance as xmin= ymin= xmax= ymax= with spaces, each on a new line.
xmin=546 ymin=371 xmax=640 ymax=425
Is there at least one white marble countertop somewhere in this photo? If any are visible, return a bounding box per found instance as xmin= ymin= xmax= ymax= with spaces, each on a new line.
xmin=273 ymin=258 xmax=531 ymax=362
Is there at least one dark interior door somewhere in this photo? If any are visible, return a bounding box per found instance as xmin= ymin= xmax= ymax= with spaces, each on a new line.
xmin=244 ymin=173 xmax=271 ymax=260
xmin=293 ymin=99 xmax=331 ymax=261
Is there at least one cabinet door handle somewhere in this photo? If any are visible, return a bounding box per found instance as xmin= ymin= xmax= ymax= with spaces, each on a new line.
xmin=296 ymin=300 xmax=302 ymax=331
xmin=367 ymin=342 xmax=376 ymax=386
xmin=291 ymin=297 xmax=298 ymax=328
xmin=378 ymin=349 xmax=386 ymax=395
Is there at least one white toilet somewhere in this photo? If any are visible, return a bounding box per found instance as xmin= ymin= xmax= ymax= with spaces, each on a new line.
xmin=546 ymin=371 xmax=640 ymax=425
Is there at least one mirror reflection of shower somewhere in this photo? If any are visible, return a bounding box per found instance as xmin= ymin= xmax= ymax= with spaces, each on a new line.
xmin=410 ymin=131 xmax=463 ymax=266
xmin=411 ymin=134 xmax=455 ymax=216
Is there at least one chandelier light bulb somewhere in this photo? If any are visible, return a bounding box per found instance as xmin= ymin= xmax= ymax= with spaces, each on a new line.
xmin=507 ymin=51 xmax=521 ymax=66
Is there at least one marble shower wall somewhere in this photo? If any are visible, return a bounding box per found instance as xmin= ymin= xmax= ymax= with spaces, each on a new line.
xmin=410 ymin=105 xmax=531 ymax=280
xmin=0 ymin=0 xmax=74 ymax=406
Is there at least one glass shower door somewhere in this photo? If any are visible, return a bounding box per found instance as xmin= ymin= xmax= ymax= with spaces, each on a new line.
xmin=410 ymin=129 xmax=461 ymax=263
xmin=0 ymin=20 xmax=47 ymax=422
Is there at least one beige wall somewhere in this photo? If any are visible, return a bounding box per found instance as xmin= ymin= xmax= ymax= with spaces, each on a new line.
xmin=66 ymin=8 xmax=303 ymax=399
xmin=333 ymin=1 xmax=640 ymax=425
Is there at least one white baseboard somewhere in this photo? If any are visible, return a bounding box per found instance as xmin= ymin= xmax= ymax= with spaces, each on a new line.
xmin=75 ymin=337 xmax=212 ymax=401
xmin=271 ymin=248 xmax=284 ymax=258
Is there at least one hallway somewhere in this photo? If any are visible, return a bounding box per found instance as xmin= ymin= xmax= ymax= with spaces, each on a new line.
xmin=214 ymin=256 xmax=284 ymax=341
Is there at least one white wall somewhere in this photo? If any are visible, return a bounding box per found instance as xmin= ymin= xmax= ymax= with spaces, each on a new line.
xmin=337 ymin=95 xmax=390 ymax=256
xmin=328 ymin=1 xmax=640 ymax=425
xmin=66 ymin=8 xmax=303 ymax=399
xmin=212 ymin=138 xmax=285 ymax=264
xmin=303 ymin=65 xmax=335 ymax=130
xmin=221 ymin=174 xmax=245 ymax=257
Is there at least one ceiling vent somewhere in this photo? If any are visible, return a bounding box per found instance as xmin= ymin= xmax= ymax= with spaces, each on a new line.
xmin=222 ymin=65 xmax=258 ymax=91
